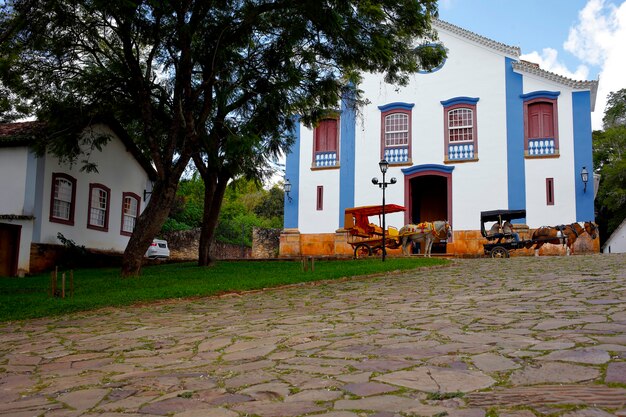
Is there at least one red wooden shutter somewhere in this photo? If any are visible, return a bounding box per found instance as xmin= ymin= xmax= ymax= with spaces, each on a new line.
xmin=315 ymin=119 xmax=338 ymax=152
xmin=528 ymin=102 xmax=554 ymax=139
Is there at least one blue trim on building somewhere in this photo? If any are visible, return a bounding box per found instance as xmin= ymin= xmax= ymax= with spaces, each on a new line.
xmin=416 ymin=43 xmax=447 ymax=74
xmin=505 ymin=57 xmax=526 ymax=223
xmin=572 ymin=91 xmax=595 ymax=221
xmin=377 ymin=102 xmax=415 ymax=112
xmin=339 ymin=89 xmax=357 ymax=226
xmin=32 ymin=154 xmax=45 ymax=242
xmin=401 ymin=164 xmax=454 ymax=176
xmin=283 ymin=119 xmax=300 ymax=229
xmin=520 ymin=90 xmax=560 ymax=101
xmin=440 ymin=97 xmax=480 ymax=107
xmin=24 ymin=150 xmax=38 ymax=215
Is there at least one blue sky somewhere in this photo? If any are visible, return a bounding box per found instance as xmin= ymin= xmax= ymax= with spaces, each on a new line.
xmin=438 ymin=0 xmax=626 ymax=129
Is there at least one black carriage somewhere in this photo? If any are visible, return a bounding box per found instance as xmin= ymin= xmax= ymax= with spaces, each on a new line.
xmin=481 ymin=209 xmax=528 ymax=258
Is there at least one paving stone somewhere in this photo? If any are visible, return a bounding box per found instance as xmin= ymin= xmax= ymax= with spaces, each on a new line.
xmin=230 ymin=400 xmax=326 ymax=416
xmin=499 ymin=411 xmax=537 ymax=417
xmin=374 ymin=367 xmax=495 ymax=393
xmin=530 ymin=341 xmax=576 ymax=350
xmin=561 ymin=408 xmax=617 ymax=417
xmin=605 ymin=362 xmax=626 ymax=384
xmin=334 ymin=395 xmax=423 ymax=412
xmin=508 ymin=362 xmax=600 ymax=385
xmin=56 ymin=388 xmax=109 ymax=411
xmin=174 ymin=408 xmax=239 ymax=417
xmin=446 ymin=408 xmax=486 ymax=417
xmin=284 ymin=389 xmax=343 ymax=402
xmin=239 ymin=381 xmax=291 ymax=400
xmin=343 ymin=382 xmax=398 ymax=397
xmin=470 ymin=353 xmax=520 ymax=373
xmin=466 ymin=385 xmax=626 ymax=408
xmin=3 ymin=255 xmax=626 ymax=417
xmin=536 ymin=348 xmax=611 ymax=364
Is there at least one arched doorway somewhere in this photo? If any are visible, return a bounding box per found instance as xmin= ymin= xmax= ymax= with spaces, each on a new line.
xmin=402 ymin=165 xmax=453 ymax=254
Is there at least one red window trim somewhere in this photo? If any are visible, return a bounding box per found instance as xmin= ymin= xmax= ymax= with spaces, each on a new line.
xmin=312 ymin=116 xmax=340 ymax=168
xmin=443 ymin=103 xmax=478 ymax=162
xmin=316 ymin=186 xmax=323 ymax=211
xmin=523 ymin=97 xmax=559 ymax=152
xmin=380 ymin=108 xmax=412 ymax=162
xmin=87 ymin=183 xmax=111 ymax=232
xmin=120 ymin=192 xmax=141 ymax=237
xmin=546 ymin=178 xmax=555 ymax=206
xmin=49 ymin=172 xmax=77 ymax=226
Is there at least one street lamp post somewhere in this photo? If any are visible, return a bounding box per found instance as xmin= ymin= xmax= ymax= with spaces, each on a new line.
xmin=371 ymin=159 xmax=396 ymax=261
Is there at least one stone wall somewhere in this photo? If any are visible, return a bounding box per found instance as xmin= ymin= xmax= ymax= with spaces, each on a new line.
xmin=280 ymin=226 xmax=601 ymax=258
xmin=29 ymin=243 xmax=124 ymax=274
xmin=161 ymin=229 xmax=251 ymax=261
xmin=251 ymin=228 xmax=281 ymax=258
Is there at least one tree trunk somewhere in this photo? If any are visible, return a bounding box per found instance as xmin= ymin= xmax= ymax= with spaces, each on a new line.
xmin=121 ymin=178 xmax=179 ymax=277
xmin=198 ymin=173 xmax=228 ymax=266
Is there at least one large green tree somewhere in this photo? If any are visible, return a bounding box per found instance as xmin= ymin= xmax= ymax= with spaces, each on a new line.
xmin=1 ymin=0 xmax=445 ymax=273
xmin=594 ymin=88 xmax=626 ymax=242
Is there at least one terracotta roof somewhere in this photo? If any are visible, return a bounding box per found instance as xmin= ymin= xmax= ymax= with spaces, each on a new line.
xmin=512 ymin=60 xmax=599 ymax=110
xmin=432 ymin=19 xmax=521 ymax=58
xmin=0 ymin=121 xmax=45 ymax=147
xmin=0 ymin=120 xmax=157 ymax=180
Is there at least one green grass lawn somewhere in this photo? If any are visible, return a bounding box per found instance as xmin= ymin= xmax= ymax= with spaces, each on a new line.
xmin=0 ymin=257 xmax=447 ymax=322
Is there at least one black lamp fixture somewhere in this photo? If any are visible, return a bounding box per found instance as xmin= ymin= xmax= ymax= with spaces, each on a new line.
xmin=581 ymin=166 xmax=589 ymax=193
xmin=371 ymin=159 xmax=397 ymax=262
xmin=284 ymin=179 xmax=293 ymax=203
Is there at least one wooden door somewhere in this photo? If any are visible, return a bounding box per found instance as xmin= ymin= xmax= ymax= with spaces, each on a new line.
xmin=0 ymin=224 xmax=20 ymax=277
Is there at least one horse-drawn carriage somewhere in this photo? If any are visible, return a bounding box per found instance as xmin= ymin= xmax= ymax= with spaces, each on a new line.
xmin=344 ymin=205 xmax=406 ymax=259
xmin=344 ymin=205 xmax=452 ymax=258
xmin=481 ymin=209 xmax=529 ymax=258
xmin=481 ymin=209 xmax=598 ymax=258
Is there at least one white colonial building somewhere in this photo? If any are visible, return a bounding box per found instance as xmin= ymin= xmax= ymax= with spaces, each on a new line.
xmin=281 ymin=19 xmax=599 ymax=257
xmin=0 ymin=122 xmax=155 ymax=276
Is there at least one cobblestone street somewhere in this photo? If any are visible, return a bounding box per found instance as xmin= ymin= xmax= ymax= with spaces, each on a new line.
xmin=1 ymin=254 xmax=626 ymax=417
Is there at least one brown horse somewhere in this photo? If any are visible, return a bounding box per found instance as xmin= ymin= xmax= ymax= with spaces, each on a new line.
xmin=531 ymin=221 xmax=598 ymax=256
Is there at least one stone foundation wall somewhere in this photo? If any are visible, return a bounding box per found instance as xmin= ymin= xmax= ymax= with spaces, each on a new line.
xmin=251 ymin=228 xmax=281 ymax=258
xmin=280 ymin=226 xmax=601 ymax=258
xmin=29 ymin=243 xmax=124 ymax=274
xmin=161 ymin=229 xmax=251 ymax=261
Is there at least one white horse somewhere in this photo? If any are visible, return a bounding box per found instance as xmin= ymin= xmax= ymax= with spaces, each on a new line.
xmin=399 ymin=221 xmax=452 ymax=257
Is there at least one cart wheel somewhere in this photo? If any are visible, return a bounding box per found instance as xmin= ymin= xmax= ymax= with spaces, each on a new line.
xmin=353 ymin=243 xmax=372 ymax=259
xmin=490 ymin=246 xmax=509 ymax=258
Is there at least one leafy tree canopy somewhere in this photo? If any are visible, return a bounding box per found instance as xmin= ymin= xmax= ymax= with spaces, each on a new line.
xmin=594 ymin=88 xmax=626 ymax=241
xmin=0 ymin=0 xmax=446 ymax=273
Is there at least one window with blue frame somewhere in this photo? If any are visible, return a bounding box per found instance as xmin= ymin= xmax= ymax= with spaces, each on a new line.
xmin=379 ymin=102 xmax=414 ymax=164
xmin=441 ymin=97 xmax=479 ymax=163
xmin=522 ymin=91 xmax=560 ymax=157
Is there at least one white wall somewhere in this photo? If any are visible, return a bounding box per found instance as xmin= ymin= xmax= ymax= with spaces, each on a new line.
xmin=297 ymin=125 xmax=342 ymax=234
xmin=603 ymin=221 xmax=626 ymax=253
xmin=38 ymin=125 xmax=150 ymax=251
xmin=522 ymin=76 xmax=577 ymax=228
xmin=354 ymin=30 xmax=512 ymax=231
xmin=0 ymin=147 xmax=29 ymax=215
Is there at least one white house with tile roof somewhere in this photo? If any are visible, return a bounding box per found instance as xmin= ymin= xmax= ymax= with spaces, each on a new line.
xmin=0 ymin=122 xmax=156 ymax=276
xmin=280 ymin=19 xmax=599 ymax=257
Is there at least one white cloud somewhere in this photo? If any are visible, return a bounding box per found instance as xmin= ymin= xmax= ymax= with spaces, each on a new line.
xmin=520 ymin=48 xmax=590 ymax=80
xmin=565 ymin=0 xmax=626 ymax=129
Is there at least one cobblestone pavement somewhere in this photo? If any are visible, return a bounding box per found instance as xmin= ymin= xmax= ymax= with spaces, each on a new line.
xmin=1 ymin=254 xmax=626 ymax=417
